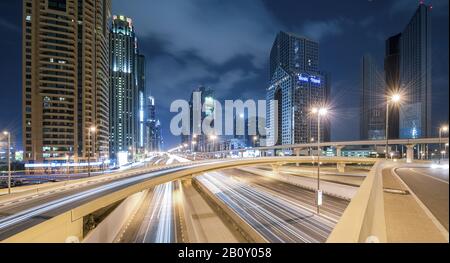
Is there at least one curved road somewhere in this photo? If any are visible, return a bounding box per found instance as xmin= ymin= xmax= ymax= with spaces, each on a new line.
xmin=395 ymin=167 xmax=449 ymax=230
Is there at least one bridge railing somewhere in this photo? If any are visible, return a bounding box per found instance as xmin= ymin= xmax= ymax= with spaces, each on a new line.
xmin=327 ymin=161 xmax=387 ymax=243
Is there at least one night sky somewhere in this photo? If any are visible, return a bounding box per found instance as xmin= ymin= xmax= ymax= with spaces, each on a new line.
xmin=0 ymin=0 xmax=448 ymax=149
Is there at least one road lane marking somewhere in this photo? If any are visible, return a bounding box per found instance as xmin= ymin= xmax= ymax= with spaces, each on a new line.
xmin=405 ymin=168 xmax=449 ymax=185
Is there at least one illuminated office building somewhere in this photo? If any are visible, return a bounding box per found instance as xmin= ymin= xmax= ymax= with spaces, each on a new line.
xmin=360 ymin=55 xmax=385 ymax=140
xmin=266 ymin=31 xmax=330 ymax=146
xmin=399 ymin=4 xmax=432 ymax=138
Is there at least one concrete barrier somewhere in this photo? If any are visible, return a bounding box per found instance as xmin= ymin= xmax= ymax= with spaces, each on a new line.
xmin=327 ymin=161 xmax=387 ymax=243
xmin=82 ymin=191 xmax=147 ymax=243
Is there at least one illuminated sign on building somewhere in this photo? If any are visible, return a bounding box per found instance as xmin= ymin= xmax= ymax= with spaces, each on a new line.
xmin=298 ymin=74 xmax=321 ymax=85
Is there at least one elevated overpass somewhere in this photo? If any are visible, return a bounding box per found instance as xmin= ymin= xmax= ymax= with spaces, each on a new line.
xmin=198 ymin=137 xmax=448 ymax=163
xmin=0 ymin=157 xmax=375 ymax=243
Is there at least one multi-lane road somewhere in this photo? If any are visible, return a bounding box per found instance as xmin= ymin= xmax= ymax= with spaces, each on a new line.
xmin=195 ymin=170 xmax=349 ymax=243
xmin=395 ymin=167 xmax=449 ymax=230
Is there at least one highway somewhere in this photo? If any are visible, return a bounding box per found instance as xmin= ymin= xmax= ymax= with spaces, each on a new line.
xmin=225 ymin=168 xmax=349 ymax=221
xmin=395 ymin=167 xmax=449 ymax=230
xmin=0 ymin=156 xmax=375 ymax=242
xmin=134 ymin=182 xmax=177 ymax=243
xmin=195 ymin=171 xmax=339 ymax=243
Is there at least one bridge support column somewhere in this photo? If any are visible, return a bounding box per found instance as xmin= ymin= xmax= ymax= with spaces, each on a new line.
xmin=337 ymin=162 xmax=346 ymax=173
xmin=294 ymin=148 xmax=303 ymax=166
xmin=271 ymin=164 xmax=281 ymax=177
xmin=406 ymin=144 xmax=415 ymax=164
xmin=336 ymin=146 xmax=344 ymax=157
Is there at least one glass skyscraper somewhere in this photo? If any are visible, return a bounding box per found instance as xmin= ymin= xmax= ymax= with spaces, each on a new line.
xmin=360 ymin=55 xmax=385 ymax=140
xmin=399 ymin=4 xmax=432 ymax=139
xmin=266 ymin=32 xmax=330 ymax=146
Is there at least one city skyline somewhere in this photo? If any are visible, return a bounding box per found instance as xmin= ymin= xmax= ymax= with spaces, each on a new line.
xmin=0 ymin=0 xmax=448 ymax=150
xmin=0 ymin=0 xmax=448 ymax=247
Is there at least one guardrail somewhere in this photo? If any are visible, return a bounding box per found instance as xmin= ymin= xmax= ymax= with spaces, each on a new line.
xmin=327 ymin=161 xmax=388 ymax=243
xmin=0 ymin=161 xmax=199 ymax=203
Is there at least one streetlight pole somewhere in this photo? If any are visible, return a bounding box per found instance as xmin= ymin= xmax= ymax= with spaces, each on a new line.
xmin=317 ymin=113 xmax=321 ymax=215
xmin=312 ymin=107 xmax=327 ymax=215
xmin=3 ymin=131 xmax=11 ymax=195
xmin=385 ymin=94 xmax=401 ymax=160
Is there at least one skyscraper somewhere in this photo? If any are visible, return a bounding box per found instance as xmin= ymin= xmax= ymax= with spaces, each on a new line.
xmin=22 ymin=0 xmax=111 ymax=164
xmin=360 ymin=55 xmax=385 ymax=140
xmin=145 ymin=96 xmax=163 ymax=152
xmin=136 ymin=54 xmax=146 ymax=150
xmin=182 ymin=86 xmax=215 ymax=152
xmin=384 ymin=34 xmax=402 ymax=139
xmin=266 ymin=32 xmax=330 ymax=147
xmin=109 ymin=15 xmax=141 ymax=160
xmin=399 ymin=3 xmax=432 ymax=139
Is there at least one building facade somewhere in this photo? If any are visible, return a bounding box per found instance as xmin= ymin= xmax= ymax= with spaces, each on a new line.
xmin=145 ymin=96 xmax=163 ymax=152
xmin=109 ymin=15 xmax=142 ymax=160
xmin=266 ymin=32 xmax=330 ymax=147
xmin=360 ymin=55 xmax=385 ymax=140
xmin=399 ymin=4 xmax=432 ymax=139
xmin=182 ymin=86 xmax=215 ymax=152
xmin=136 ymin=54 xmax=146 ymax=151
xmin=22 ymin=0 xmax=112 ymax=164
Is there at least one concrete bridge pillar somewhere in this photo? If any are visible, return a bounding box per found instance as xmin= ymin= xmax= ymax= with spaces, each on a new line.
xmin=337 ymin=162 xmax=346 ymax=173
xmin=406 ymin=144 xmax=415 ymax=164
xmin=271 ymin=164 xmax=281 ymax=177
xmin=336 ymin=146 xmax=344 ymax=157
xmin=294 ymin=148 xmax=303 ymax=166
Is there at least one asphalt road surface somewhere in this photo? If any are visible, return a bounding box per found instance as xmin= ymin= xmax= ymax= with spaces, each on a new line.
xmin=395 ymin=167 xmax=449 ymax=230
xmin=196 ymin=171 xmax=345 ymax=243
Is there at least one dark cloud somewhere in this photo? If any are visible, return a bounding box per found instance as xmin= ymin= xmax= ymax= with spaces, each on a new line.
xmin=114 ymin=0 xmax=281 ymax=67
xmin=0 ymin=17 xmax=20 ymax=32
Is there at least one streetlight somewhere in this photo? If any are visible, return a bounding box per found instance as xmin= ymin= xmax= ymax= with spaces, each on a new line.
xmin=3 ymin=131 xmax=11 ymax=195
xmin=385 ymin=94 xmax=402 ymax=160
xmin=253 ymin=136 xmax=259 ymax=147
xmin=88 ymin=126 xmax=96 ymax=177
xmin=311 ymin=107 xmax=328 ymax=215
xmin=191 ymin=140 xmax=197 ymax=153
xmin=439 ymin=125 xmax=448 ymax=164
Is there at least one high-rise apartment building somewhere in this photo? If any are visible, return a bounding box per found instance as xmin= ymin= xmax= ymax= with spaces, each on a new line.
xmin=360 ymin=55 xmax=385 ymax=140
xmin=399 ymin=3 xmax=432 ymax=138
xmin=266 ymin=32 xmax=330 ymax=147
xmin=22 ymin=0 xmax=111 ymax=164
xmin=109 ymin=15 xmax=144 ymax=160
